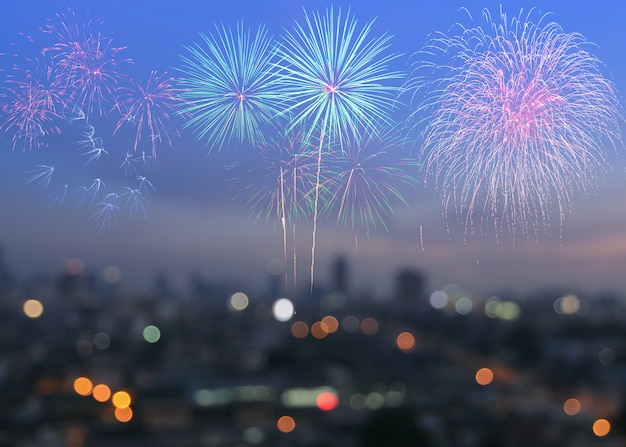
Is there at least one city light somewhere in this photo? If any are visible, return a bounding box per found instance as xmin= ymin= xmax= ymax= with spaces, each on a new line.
xmin=92 ymin=384 xmax=112 ymax=402
xmin=360 ymin=318 xmax=378 ymax=335
xmin=272 ymin=298 xmax=294 ymax=322
xmin=143 ymin=325 xmax=161 ymax=343
xmin=310 ymin=321 xmax=328 ymax=339
xmin=563 ymin=398 xmax=581 ymax=416
xmin=73 ymin=377 xmax=93 ymax=396
xmin=475 ymin=368 xmax=494 ymax=386
xmin=112 ymin=391 xmax=132 ymax=409
xmin=277 ymin=416 xmax=296 ymax=433
xmin=228 ymin=292 xmax=249 ymax=311
xmin=291 ymin=321 xmax=309 ymax=338
xmin=321 ymin=315 xmax=339 ymax=333
xmin=316 ymin=391 xmax=339 ymax=411
xmin=396 ymin=332 xmax=416 ymax=353
xmin=23 ymin=299 xmax=43 ymax=318
xmin=114 ymin=406 xmax=133 ymax=423
xmin=592 ymin=419 xmax=611 ymax=437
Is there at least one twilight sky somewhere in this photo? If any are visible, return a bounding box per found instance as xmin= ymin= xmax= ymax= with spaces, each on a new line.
xmin=1 ymin=0 xmax=626 ymax=298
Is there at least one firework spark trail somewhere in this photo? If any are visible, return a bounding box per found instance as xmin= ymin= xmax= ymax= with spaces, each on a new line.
xmin=178 ymin=22 xmax=284 ymax=151
xmin=405 ymin=7 xmax=622 ymax=242
xmin=228 ymin=130 xmax=317 ymax=292
xmin=320 ymin=127 xmax=417 ymax=237
xmin=276 ymin=6 xmax=402 ymax=289
xmin=114 ymin=70 xmax=184 ymax=157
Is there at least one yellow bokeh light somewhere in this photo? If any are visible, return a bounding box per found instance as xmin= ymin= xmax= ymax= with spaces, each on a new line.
xmin=360 ymin=318 xmax=378 ymax=335
xmin=277 ymin=415 xmax=296 ymax=433
xmin=593 ymin=419 xmax=610 ymax=437
xmin=321 ymin=316 xmax=339 ymax=334
xmin=73 ymin=377 xmax=93 ymax=396
xmin=112 ymin=391 xmax=132 ymax=409
xmin=563 ymin=398 xmax=581 ymax=416
xmin=23 ymin=299 xmax=44 ymax=318
xmin=92 ymin=384 xmax=111 ymax=402
xmin=475 ymin=367 xmax=494 ymax=386
xmin=114 ymin=406 xmax=133 ymax=423
xmin=291 ymin=321 xmax=309 ymax=339
xmin=396 ymin=332 xmax=416 ymax=352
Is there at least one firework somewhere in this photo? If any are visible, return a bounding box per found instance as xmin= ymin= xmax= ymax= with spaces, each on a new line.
xmin=0 ymin=56 xmax=64 ymax=150
xmin=43 ymin=8 xmax=131 ymax=118
xmin=114 ymin=70 xmax=184 ymax=157
xmin=276 ymin=5 xmax=402 ymax=287
xmin=229 ymin=129 xmax=318 ymax=291
xmin=321 ymin=127 xmax=417 ymax=237
xmin=178 ymin=22 xmax=284 ymax=150
xmin=405 ymin=7 xmax=623 ymax=240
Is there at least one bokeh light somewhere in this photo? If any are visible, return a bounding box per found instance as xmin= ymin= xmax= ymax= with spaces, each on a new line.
xmin=93 ymin=332 xmax=111 ymax=350
xmin=599 ymin=347 xmax=615 ymax=366
xmin=73 ymin=377 xmax=93 ymax=396
xmin=429 ymin=290 xmax=448 ymax=309
xmin=342 ymin=315 xmax=360 ymax=333
xmin=272 ymin=298 xmax=294 ymax=322
xmin=228 ymin=292 xmax=250 ymax=311
xmin=563 ymin=398 xmax=581 ymax=416
xmin=243 ymin=427 xmax=265 ymax=444
xmin=112 ymin=391 xmax=132 ymax=409
xmin=102 ymin=266 xmax=122 ymax=284
xmin=92 ymin=384 xmax=112 ymax=402
xmin=143 ymin=325 xmax=161 ymax=343
xmin=277 ymin=415 xmax=296 ymax=433
xmin=291 ymin=321 xmax=309 ymax=339
xmin=23 ymin=299 xmax=44 ymax=318
xmin=321 ymin=316 xmax=339 ymax=334
xmin=396 ymin=332 xmax=416 ymax=352
xmin=592 ymin=419 xmax=611 ymax=437
xmin=316 ymin=391 xmax=339 ymax=411
xmin=455 ymin=296 xmax=473 ymax=315
xmin=65 ymin=257 xmax=83 ymax=275
xmin=475 ymin=368 xmax=494 ymax=386
xmin=310 ymin=321 xmax=328 ymax=339
xmin=114 ymin=406 xmax=133 ymax=423
xmin=360 ymin=317 xmax=378 ymax=335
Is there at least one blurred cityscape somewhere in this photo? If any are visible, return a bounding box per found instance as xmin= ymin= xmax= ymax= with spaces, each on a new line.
xmin=1 ymin=250 xmax=626 ymax=447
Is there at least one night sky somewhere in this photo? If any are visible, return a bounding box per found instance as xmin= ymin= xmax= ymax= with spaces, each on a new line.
xmin=1 ymin=0 xmax=626 ymax=297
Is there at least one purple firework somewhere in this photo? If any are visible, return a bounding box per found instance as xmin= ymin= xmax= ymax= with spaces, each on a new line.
xmin=405 ymin=7 xmax=623 ymax=242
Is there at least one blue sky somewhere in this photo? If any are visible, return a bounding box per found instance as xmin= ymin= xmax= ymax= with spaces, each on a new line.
xmin=1 ymin=0 xmax=626 ymax=297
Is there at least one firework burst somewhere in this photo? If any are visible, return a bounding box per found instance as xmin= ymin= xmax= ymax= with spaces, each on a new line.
xmin=114 ymin=70 xmax=185 ymax=157
xmin=276 ymin=6 xmax=402 ymax=287
xmin=405 ymin=7 xmax=623 ymax=241
xmin=321 ymin=127 xmax=417 ymax=237
xmin=178 ymin=22 xmax=284 ymax=150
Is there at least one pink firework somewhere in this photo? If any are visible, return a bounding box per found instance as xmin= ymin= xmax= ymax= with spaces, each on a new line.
xmin=405 ymin=7 xmax=623 ymax=241
xmin=114 ymin=71 xmax=185 ymax=157
xmin=42 ymin=8 xmax=131 ymax=118
xmin=0 ymin=56 xmax=64 ymax=150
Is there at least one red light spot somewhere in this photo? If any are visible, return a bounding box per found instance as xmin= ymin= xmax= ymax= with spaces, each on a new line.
xmin=316 ymin=391 xmax=339 ymax=411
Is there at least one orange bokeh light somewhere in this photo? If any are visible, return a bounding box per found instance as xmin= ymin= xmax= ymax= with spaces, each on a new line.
xmin=73 ymin=377 xmax=93 ymax=396
xmin=593 ymin=419 xmax=611 ymax=437
xmin=291 ymin=321 xmax=309 ymax=339
xmin=92 ymin=384 xmax=111 ymax=402
xmin=321 ymin=316 xmax=339 ymax=334
xmin=396 ymin=332 xmax=416 ymax=352
xmin=311 ymin=321 xmax=328 ymax=339
xmin=563 ymin=398 xmax=581 ymax=416
xmin=277 ymin=415 xmax=296 ymax=433
xmin=475 ymin=368 xmax=494 ymax=386
xmin=114 ymin=406 xmax=133 ymax=423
